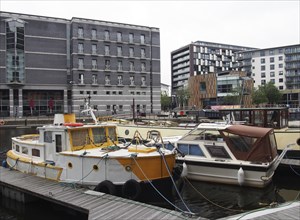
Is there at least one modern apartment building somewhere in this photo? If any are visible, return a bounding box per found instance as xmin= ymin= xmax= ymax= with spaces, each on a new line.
xmin=0 ymin=11 xmax=161 ymax=117
xmin=171 ymin=41 xmax=255 ymax=97
xmin=236 ymin=44 xmax=300 ymax=107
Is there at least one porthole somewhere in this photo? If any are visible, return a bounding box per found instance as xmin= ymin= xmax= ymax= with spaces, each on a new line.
xmin=125 ymin=129 xmax=129 ymax=135
xmin=68 ymin=162 xmax=73 ymax=168
xmin=125 ymin=165 xmax=132 ymax=172
xmin=93 ymin=165 xmax=99 ymax=171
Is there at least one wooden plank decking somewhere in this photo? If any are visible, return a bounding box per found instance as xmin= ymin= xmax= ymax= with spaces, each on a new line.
xmin=0 ymin=167 xmax=200 ymax=220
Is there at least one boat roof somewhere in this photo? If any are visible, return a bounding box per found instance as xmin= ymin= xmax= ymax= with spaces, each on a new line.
xmin=196 ymin=123 xmax=273 ymax=138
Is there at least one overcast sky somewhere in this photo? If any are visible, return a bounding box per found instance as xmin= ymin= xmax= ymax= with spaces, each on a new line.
xmin=1 ymin=0 xmax=299 ymax=85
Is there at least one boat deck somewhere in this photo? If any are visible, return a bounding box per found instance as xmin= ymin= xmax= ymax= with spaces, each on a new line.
xmin=0 ymin=166 xmax=204 ymax=220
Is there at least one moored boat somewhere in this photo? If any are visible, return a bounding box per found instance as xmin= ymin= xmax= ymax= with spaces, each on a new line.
xmin=5 ymin=111 xmax=178 ymax=200
xmin=171 ymin=123 xmax=297 ymax=188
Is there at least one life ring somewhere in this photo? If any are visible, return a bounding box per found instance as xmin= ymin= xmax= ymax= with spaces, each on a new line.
xmin=94 ymin=180 xmax=117 ymax=195
xmin=63 ymin=122 xmax=84 ymax=127
xmin=122 ymin=179 xmax=141 ymax=200
xmin=0 ymin=120 xmax=5 ymax=126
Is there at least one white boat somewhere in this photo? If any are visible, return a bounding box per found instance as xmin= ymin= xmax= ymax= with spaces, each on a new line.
xmin=5 ymin=108 xmax=178 ymax=200
xmin=172 ymin=123 xmax=295 ymax=188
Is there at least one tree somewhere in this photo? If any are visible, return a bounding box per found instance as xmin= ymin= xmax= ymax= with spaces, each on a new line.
xmin=161 ymin=93 xmax=171 ymax=111
xmin=176 ymin=87 xmax=190 ymax=109
xmin=252 ymin=82 xmax=282 ymax=105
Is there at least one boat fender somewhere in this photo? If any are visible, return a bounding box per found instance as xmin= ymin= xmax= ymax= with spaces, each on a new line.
xmin=0 ymin=120 xmax=5 ymax=126
xmin=237 ymin=167 xmax=245 ymax=186
xmin=180 ymin=162 xmax=188 ymax=178
xmin=122 ymin=179 xmax=141 ymax=200
xmin=296 ymin=138 xmax=300 ymax=146
xmin=1 ymin=160 xmax=7 ymax=168
xmin=94 ymin=180 xmax=117 ymax=195
xmin=63 ymin=122 xmax=84 ymax=127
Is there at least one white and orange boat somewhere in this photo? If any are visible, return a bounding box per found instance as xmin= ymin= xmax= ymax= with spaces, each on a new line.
xmin=5 ymin=104 xmax=178 ymax=200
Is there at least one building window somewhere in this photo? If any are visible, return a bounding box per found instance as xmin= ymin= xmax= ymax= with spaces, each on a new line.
xmin=279 ymin=71 xmax=283 ymax=75
xmin=130 ymin=76 xmax=135 ymax=86
xmin=129 ymin=33 xmax=134 ymax=43
xmin=117 ymin=32 xmax=122 ymax=42
xmin=105 ymin=60 xmax=110 ymax=70
xmin=140 ymin=34 xmax=145 ymax=44
xmin=200 ymin=82 xmax=206 ymax=93
xmin=279 ymin=78 xmax=283 ymax=82
xmin=112 ymin=91 xmax=117 ymax=95
xmin=129 ymin=47 xmax=134 ymax=57
xmin=105 ymin=75 xmax=110 ymax=85
xmin=93 ymin=91 xmax=97 ymax=95
xmin=119 ymin=105 xmax=123 ymax=111
xmin=105 ymin=45 xmax=110 ymax=56
xmin=92 ymin=59 xmax=97 ymax=69
xmin=91 ymin=29 xmax=97 ymax=39
xmin=279 ymin=56 xmax=283 ymax=61
xmin=261 ymin=72 xmax=266 ymax=78
xmin=279 ymin=86 xmax=283 ymax=90
xmin=279 ymin=49 xmax=283 ymax=53
xmin=78 ymin=27 xmax=83 ymax=38
xmin=141 ymin=62 xmax=146 ymax=72
xmin=118 ymin=60 xmax=123 ymax=71
xmin=118 ymin=91 xmax=123 ymax=95
xmin=106 ymin=105 xmax=110 ymax=111
xmin=118 ymin=75 xmax=123 ymax=85
xmin=269 ymin=50 xmax=274 ymax=55
xmin=261 ymin=65 xmax=265 ymax=71
xmin=78 ymin=58 xmax=84 ymax=69
xmin=270 ymin=79 xmax=275 ymax=84
xmin=261 ymin=58 xmax=265 ymax=64
xmin=141 ymin=76 xmax=146 ymax=86
xmin=106 ymin=91 xmax=110 ymax=95
xmin=80 ymin=91 xmax=84 ymax=94
xmin=252 ymin=59 xmax=255 ymax=62
xmin=92 ymin=74 xmax=97 ymax=84
xmin=260 ymin=51 xmax=265 ymax=56
xmin=261 ymin=79 xmax=266 ymax=85
xmin=104 ymin=30 xmax=110 ymax=40
xmin=270 ymin=57 xmax=274 ymax=63
xmin=117 ymin=46 xmax=122 ymax=56
xmin=79 ymin=73 xmax=84 ymax=84
xmin=129 ymin=61 xmax=135 ymax=71
xmin=270 ymin=64 xmax=274 ymax=70
xmin=6 ymin=19 xmax=25 ymax=84
xmin=78 ymin=43 xmax=84 ymax=53
xmin=278 ymin=63 xmax=283 ymax=68
xmin=270 ymin=72 xmax=275 ymax=77
xmin=141 ymin=48 xmax=146 ymax=58
xmin=92 ymin=44 xmax=97 ymax=54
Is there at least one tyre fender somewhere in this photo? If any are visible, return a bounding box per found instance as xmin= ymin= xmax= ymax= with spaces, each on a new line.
xmin=94 ymin=180 xmax=117 ymax=195
xmin=122 ymin=179 xmax=141 ymax=200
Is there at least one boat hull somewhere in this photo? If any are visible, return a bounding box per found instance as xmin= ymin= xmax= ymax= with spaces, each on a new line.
xmin=177 ymin=159 xmax=274 ymax=188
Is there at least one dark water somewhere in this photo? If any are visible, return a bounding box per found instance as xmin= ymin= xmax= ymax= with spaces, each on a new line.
xmin=0 ymin=127 xmax=299 ymax=220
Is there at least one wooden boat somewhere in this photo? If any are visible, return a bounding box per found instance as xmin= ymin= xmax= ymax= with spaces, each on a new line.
xmin=5 ymin=108 xmax=178 ymax=200
xmin=172 ymin=123 xmax=295 ymax=188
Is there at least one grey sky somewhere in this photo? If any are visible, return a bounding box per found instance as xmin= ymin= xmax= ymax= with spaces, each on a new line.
xmin=1 ymin=0 xmax=299 ymax=85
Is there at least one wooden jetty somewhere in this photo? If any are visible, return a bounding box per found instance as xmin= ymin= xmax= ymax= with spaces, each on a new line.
xmin=222 ymin=201 xmax=300 ymax=220
xmin=0 ymin=167 xmax=202 ymax=220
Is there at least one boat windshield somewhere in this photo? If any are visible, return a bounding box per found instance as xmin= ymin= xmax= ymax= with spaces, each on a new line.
xmin=183 ymin=129 xmax=222 ymax=142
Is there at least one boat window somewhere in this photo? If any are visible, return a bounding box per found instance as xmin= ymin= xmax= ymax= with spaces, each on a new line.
xmin=44 ymin=131 xmax=52 ymax=143
xmin=71 ymin=129 xmax=90 ymax=147
xmin=92 ymin=127 xmax=106 ymax=144
xmin=178 ymin=144 xmax=189 ymax=155
xmin=55 ymin=135 xmax=62 ymax=152
xmin=32 ymin=149 xmax=40 ymax=157
xmin=226 ymin=132 xmax=255 ymax=152
xmin=205 ymin=145 xmax=231 ymax=159
xmin=22 ymin=147 xmax=28 ymax=155
xmin=16 ymin=145 xmax=19 ymax=152
xmin=165 ymin=142 xmax=175 ymax=151
xmin=108 ymin=127 xmax=117 ymax=142
xmin=269 ymin=132 xmax=277 ymax=151
xmin=189 ymin=144 xmax=204 ymax=156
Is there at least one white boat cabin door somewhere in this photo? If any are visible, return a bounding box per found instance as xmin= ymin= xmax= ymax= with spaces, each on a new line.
xmin=44 ymin=131 xmax=66 ymax=162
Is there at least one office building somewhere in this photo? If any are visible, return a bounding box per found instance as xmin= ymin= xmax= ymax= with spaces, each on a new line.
xmin=0 ymin=11 xmax=161 ymax=117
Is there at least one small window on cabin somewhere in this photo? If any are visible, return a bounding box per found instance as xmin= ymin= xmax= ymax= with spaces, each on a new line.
xmin=16 ymin=145 xmax=20 ymax=152
xmin=92 ymin=127 xmax=106 ymax=144
xmin=165 ymin=143 xmax=175 ymax=151
xmin=44 ymin=131 xmax=52 ymax=143
xmin=108 ymin=127 xmax=117 ymax=142
xmin=32 ymin=149 xmax=40 ymax=157
xmin=71 ymin=130 xmax=90 ymax=147
xmin=205 ymin=145 xmax=231 ymax=159
xmin=178 ymin=144 xmax=189 ymax=155
xmin=189 ymin=144 xmax=205 ymax=156
xmin=22 ymin=147 xmax=28 ymax=155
